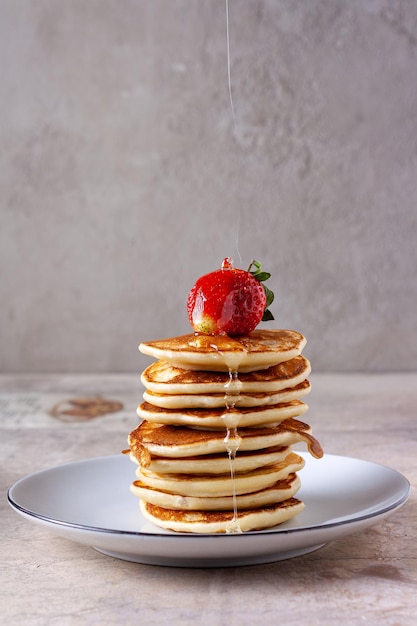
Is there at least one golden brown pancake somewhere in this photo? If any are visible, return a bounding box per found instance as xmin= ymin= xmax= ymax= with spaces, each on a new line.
xmin=139 ymin=498 xmax=305 ymax=533
xmin=142 ymin=380 xmax=311 ymax=409
xmin=131 ymin=474 xmax=301 ymax=511
xmin=141 ymin=355 xmax=311 ymax=394
xmin=137 ymin=399 xmax=308 ymax=429
xmin=130 ymin=444 xmax=291 ymax=475
xmin=139 ymin=330 xmax=307 ymax=372
xmin=135 ymin=452 xmax=305 ymax=497
xmin=128 ymin=417 xmax=323 ymax=461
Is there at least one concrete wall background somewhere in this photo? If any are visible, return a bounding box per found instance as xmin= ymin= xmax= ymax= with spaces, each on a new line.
xmin=1 ymin=0 xmax=417 ymax=373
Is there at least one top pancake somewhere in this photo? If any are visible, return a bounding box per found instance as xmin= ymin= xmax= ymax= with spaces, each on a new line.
xmin=139 ymin=329 xmax=307 ymax=372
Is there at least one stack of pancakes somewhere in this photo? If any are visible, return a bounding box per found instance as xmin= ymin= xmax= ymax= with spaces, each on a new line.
xmin=128 ymin=329 xmax=323 ymax=533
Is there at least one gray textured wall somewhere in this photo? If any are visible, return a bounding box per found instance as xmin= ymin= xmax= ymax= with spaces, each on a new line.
xmin=1 ymin=1 xmax=417 ymax=373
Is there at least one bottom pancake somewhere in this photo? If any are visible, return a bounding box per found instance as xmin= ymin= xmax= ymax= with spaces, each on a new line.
xmin=140 ymin=498 xmax=305 ymax=533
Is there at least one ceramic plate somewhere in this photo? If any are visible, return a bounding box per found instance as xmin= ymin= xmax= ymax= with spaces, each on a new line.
xmin=8 ymin=453 xmax=410 ymax=567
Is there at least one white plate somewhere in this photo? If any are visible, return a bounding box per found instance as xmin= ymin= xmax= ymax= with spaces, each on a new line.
xmin=8 ymin=453 xmax=410 ymax=568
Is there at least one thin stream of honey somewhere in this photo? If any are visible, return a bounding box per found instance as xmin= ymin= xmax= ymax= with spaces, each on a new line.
xmin=224 ymin=5 xmax=244 ymax=532
xmin=225 ymin=0 xmax=237 ymax=133
xmin=226 ymin=1 xmax=243 ymax=267
xmin=223 ymin=368 xmax=243 ymax=533
xmin=203 ymin=339 xmax=245 ymax=533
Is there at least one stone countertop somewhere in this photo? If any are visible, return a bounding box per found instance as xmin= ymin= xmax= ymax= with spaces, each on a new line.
xmin=1 ymin=373 xmax=416 ymax=626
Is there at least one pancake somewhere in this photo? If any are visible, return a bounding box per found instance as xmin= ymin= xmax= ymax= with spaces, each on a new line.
xmin=128 ymin=417 xmax=323 ymax=460
xmin=140 ymin=498 xmax=305 ymax=533
xmin=137 ymin=399 xmax=308 ymax=429
xmin=141 ymin=356 xmax=311 ymax=395
xmin=139 ymin=329 xmax=307 ymax=372
xmin=131 ymin=474 xmax=301 ymax=511
xmin=135 ymin=452 xmax=305 ymax=497
xmin=130 ymin=444 xmax=291 ymax=474
xmin=143 ymin=380 xmax=310 ymax=409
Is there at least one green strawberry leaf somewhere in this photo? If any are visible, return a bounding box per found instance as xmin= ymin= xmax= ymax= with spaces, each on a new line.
xmin=253 ymin=271 xmax=271 ymax=282
xmin=248 ymin=259 xmax=275 ymax=321
xmin=263 ymin=285 xmax=275 ymax=308
xmin=262 ymin=308 xmax=274 ymax=322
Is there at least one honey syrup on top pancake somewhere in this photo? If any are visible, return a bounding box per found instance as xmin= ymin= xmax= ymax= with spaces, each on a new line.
xmin=139 ymin=329 xmax=307 ymax=372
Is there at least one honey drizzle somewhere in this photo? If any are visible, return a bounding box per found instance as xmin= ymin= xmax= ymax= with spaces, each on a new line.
xmin=223 ymin=369 xmax=243 ymax=533
xmin=202 ymin=338 xmax=245 ymax=533
xmin=225 ymin=0 xmax=237 ymax=133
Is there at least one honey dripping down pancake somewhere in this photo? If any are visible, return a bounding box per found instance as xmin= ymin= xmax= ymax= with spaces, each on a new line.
xmin=127 ymin=258 xmax=323 ymax=534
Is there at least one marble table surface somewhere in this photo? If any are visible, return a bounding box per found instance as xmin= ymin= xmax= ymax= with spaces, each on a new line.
xmin=1 ymin=372 xmax=416 ymax=625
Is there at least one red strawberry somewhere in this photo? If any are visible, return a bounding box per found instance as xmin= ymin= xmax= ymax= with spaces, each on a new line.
xmin=187 ymin=258 xmax=274 ymax=336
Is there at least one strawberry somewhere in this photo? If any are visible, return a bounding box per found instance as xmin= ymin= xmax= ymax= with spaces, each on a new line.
xmin=187 ymin=258 xmax=274 ymax=336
